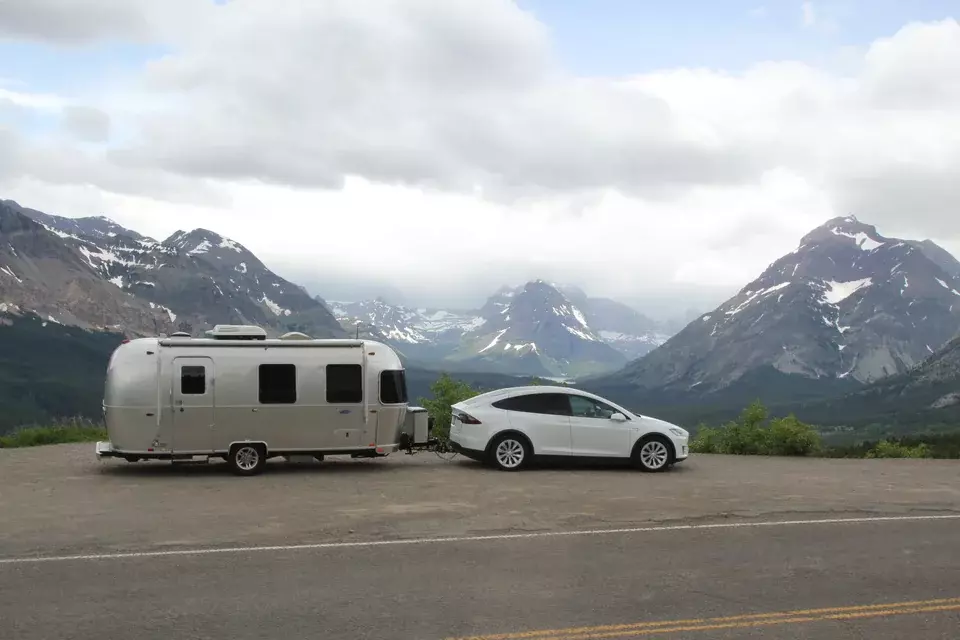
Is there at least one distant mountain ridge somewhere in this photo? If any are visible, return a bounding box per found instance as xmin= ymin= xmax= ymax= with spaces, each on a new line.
xmin=1 ymin=199 xmax=345 ymax=338
xmin=331 ymin=280 xmax=672 ymax=377
xmin=592 ymin=215 xmax=960 ymax=403
xmin=1 ymin=201 xmax=175 ymax=335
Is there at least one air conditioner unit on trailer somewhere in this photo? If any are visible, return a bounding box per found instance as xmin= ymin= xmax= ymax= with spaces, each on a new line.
xmin=204 ymin=324 xmax=268 ymax=340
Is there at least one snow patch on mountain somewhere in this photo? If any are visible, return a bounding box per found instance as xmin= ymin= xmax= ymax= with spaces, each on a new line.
xmin=479 ymin=328 xmax=508 ymax=353
xmin=829 ymin=225 xmax=884 ymax=251
xmin=0 ymin=265 xmax=22 ymax=283
xmin=821 ymin=278 xmax=873 ymax=305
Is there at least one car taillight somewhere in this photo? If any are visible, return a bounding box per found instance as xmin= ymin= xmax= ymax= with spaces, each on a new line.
xmin=455 ymin=410 xmax=482 ymax=425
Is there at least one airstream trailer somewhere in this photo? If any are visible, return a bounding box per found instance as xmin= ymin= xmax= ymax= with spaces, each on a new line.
xmin=94 ymin=324 xmax=409 ymax=475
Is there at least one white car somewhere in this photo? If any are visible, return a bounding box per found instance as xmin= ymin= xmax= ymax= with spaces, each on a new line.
xmin=449 ymin=385 xmax=689 ymax=472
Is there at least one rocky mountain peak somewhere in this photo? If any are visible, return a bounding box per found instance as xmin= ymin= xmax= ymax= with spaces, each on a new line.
xmin=798 ymin=215 xmax=886 ymax=252
xmin=609 ymin=216 xmax=960 ymax=395
xmin=163 ymin=228 xmax=250 ymax=258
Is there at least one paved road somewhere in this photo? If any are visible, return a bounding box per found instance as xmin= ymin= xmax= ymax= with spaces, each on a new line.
xmin=2 ymin=444 xmax=959 ymax=638
xmin=3 ymin=516 xmax=959 ymax=639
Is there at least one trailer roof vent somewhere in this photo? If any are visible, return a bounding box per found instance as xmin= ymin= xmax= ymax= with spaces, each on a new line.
xmin=279 ymin=331 xmax=312 ymax=340
xmin=205 ymin=324 xmax=267 ymax=340
xmin=170 ymin=331 xmax=191 ymax=338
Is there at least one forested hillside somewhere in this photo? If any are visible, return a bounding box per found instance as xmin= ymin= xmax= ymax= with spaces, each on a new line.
xmin=0 ymin=313 xmax=122 ymax=433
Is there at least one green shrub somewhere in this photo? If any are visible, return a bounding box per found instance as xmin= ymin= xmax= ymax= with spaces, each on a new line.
xmin=417 ymin=373 xmax=482 ymax=441
xmin=766 ymin=415 xmax=823 ymax=456
xmin=689 ymin=401 xmax=821 ymax=456
xmin=865 ymin=440 xmax=932 ymax=459
xmin=690 ymin=424 xmax=720 ymax=453
xmin=0 ymin=418 xmax=106 ymax=448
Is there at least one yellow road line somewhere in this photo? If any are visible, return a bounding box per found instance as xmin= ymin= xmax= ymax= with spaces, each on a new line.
xmin=536 ymin=604 xmax=960 ymax=639
xmin=447 ymin=596 xmax=960 ymax=640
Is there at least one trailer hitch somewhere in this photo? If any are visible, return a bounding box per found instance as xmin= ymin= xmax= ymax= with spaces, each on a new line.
xmin=398 ymin=433 xmax=455 ymax=455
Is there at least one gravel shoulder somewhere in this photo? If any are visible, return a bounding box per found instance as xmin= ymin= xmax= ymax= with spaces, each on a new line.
xmin=1 ymin=443 xmax=959 ymax=558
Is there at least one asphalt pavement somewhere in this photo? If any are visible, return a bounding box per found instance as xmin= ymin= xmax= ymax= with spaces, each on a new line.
xmin=1 ymin=444 xmax=959 ymax=639
xmin=2 ymin=516 xmax=959 ymax=639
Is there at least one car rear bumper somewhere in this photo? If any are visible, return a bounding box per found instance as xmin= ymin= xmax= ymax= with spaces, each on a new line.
xmin=449 ymin=440 xmax=487 ymax=462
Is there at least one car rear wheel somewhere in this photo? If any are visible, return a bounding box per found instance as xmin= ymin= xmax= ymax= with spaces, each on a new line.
xmin=489 ymin=433 xmax=530 ymax=471
xmin=633 ymin=435 xmax=672 ymax=472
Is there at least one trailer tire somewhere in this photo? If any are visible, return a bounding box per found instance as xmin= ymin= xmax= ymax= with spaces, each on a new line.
xmin=228 ymin=443 xmax=267 ymax=476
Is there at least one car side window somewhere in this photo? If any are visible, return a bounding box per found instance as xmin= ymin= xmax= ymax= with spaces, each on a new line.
xmin=492 ymin=393 xmax=571 ymax=416
xmin=569 ymin=395 xmax=620 ymax=419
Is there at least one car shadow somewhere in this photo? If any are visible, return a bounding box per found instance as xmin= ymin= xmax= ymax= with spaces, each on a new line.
xmin=450 ymin=456 xmax=693 ymax=473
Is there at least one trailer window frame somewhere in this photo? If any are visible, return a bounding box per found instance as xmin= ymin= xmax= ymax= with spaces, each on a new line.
xmin=180 ymin=365 xmax=206 ymax=395
xmin=326 ymin=363 xmax=363 ymax=404
xmin=258 ymin=363 xmax=298 ymax=404
xmin=379 ymin=369 xmax=408 ymax=404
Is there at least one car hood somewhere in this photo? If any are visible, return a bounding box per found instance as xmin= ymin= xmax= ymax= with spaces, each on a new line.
xmin=635 ymin=414 xmax=688 ymax=436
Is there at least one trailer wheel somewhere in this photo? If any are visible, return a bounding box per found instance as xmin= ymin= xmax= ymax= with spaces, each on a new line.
xmin=228 ymin=443 xmax=267 ymax=476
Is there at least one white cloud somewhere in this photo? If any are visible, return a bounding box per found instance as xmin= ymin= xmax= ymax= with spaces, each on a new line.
xmin=1 ymin=3 xmax=959 ymax=315
xmin=61 ymin=105 xmax=112 ymax=142
xmin=0 ymin=0 xmax=208 ymax=44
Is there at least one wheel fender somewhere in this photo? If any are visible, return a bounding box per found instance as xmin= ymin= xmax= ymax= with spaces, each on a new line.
xmin=485 ymin=430 xmax=535 ymax=457
xmin=631 ymin=433 xmax=676 ymax=463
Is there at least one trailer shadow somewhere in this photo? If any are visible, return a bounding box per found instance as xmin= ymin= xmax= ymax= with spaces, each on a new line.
xmin=97 ymin=457 xmax=399 ymax=478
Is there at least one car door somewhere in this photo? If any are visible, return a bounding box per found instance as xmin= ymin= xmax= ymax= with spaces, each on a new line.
xmin=494 ymin=392 xmax=572 ymax=456
xmin=568 ymin=395 xmax=632 ymax=457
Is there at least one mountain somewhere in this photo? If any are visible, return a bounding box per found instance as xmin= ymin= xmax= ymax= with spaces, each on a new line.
xmin=328 ymin=298 xmax=486 ymax=362
xmin=4 ymin=199 xmax=345 ymax=338
xmin=1 ymin=202 xmax=176 ymax=335
xmin=598 ymin=216 xmax=960 ymax=400
xmin=446 ymin=280 xmax=628 ymax=377
xmin=908 ymin=239 xmax=960 ymax=278
xmin=788 ymin=334 xmax=960 ymax=429
xmin=330 ymin=281 xmax=670 ymax=377
xmin=0 ymin=310 xmax=123 ymax=433
xmin=557 ymin=285 xmax=671 ymax=359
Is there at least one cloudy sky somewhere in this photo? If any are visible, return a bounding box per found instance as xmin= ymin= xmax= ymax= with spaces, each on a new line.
xmin=1 ymin=0 xmax=958 ymax=319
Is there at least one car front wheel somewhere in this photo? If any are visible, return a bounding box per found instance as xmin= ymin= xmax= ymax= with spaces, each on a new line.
xmin=489 ymin=434 xmax=530 ymax=471
xmin=633 ymin=436 xmax=672 ymax=472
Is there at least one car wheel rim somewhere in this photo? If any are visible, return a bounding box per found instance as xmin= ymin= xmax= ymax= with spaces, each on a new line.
xmin=496 ymin=439 xmax=524 ymax=468
xmin=640 ymin=441 xmax=668 ymax=469
xmin=236 ymin=447 xmax=259 ymax=470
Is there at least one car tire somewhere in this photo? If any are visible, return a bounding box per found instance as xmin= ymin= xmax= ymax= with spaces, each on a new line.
xmin=228 ymin=443 xmax=267 ymax=476
xmin=632 ymin=435 xmax=673 ymax=472
xmin=488 ymin=433 xmax=531 ymax=471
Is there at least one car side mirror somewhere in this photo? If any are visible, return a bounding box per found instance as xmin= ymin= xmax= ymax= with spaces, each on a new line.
xmin=610 ymin=412 xmax=627 ymax=422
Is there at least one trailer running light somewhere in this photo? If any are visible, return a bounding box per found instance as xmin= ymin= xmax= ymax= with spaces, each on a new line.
xmin=455 ymin=411 xmax=482 ymax=425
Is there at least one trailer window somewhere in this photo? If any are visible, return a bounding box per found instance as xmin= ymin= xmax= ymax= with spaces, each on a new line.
xmin=326 ymin=364 xmax=362 ymax=403
xmin=180 ymin=366 xmax=206 ymax=395
xmin=380 ymin=370 xmax=407 ymax=404
xmin=259 ymin=364 xmax=297 ymax=404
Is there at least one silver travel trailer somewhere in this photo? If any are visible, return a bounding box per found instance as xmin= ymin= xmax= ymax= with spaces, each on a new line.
xmin=95 ymin=324 xmax=409 ymax=475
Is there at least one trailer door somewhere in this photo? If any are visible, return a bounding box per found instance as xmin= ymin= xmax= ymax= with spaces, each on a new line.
xmin=172 ymin=356 xmax=215 ymax=452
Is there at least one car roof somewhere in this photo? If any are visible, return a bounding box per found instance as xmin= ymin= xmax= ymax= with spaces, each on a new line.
xmin=457 ymin=385 xmax=626 ymax=409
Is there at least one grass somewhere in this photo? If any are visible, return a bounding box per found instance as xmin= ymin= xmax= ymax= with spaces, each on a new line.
xmin=0 ymin=418 xmax=106 ymax=449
